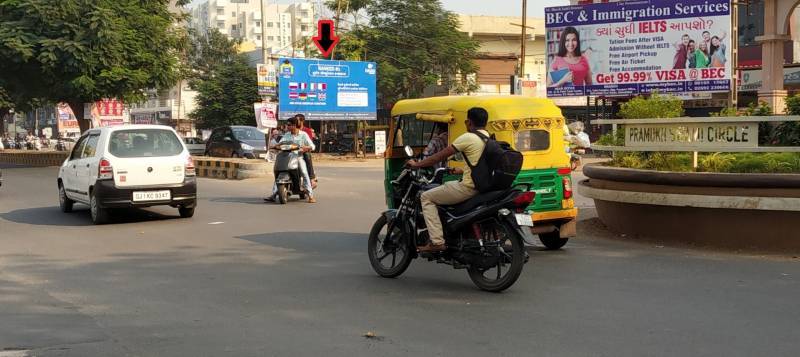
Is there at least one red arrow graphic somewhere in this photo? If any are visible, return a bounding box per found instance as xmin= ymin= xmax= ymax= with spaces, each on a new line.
xmin=312 ymin=20 xmax=340 ymax=58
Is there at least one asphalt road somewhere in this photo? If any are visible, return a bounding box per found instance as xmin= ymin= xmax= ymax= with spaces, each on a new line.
xmin=0 ymin=162 xmax=798 ymax=357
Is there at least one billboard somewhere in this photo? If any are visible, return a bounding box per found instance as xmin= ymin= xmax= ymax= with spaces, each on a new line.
xmin=84 ymin=99 xmax=128 ymax=127
xmin=545 ymin=0 xmax=732 ymax=97
xmin=257 ymin=63 xmax=277 ymax=96
xmin=277 ymin=58 xmax=377 ymax=120
xmin=56 ymin=103 xmax=80 ymax=136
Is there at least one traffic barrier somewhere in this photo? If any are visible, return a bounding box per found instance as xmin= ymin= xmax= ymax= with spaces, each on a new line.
xmin=0 ymin=150 xmax=68 ymax=166
xmin=193 ymin=157 xmax=270 ymax=180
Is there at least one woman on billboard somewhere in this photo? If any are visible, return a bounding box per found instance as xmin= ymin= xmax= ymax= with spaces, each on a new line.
xmin=548 ymin=27 xmax=592 ymax=87
xmin=709 ymin=31 xmax=727 ymax=68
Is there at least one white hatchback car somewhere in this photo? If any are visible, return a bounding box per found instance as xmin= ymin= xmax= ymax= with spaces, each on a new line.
xmin=57 ymin=125 xmax=197 ymax=224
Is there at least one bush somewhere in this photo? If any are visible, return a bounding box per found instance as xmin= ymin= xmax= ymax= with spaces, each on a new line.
xmin=606 ymin=152 xmax=800 ymax=173
xmin=618 ymin=92 xmax=683 ymax=119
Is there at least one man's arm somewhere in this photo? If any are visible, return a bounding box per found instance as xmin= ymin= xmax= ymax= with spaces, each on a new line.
xmin=409 ymin=145 xmax=456 ymax=168
xmin=302 ymin=132 xmax=315 ymax=152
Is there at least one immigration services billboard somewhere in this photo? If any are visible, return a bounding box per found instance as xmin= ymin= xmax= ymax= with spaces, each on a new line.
xmin=545 ymin=0 xmax=732 ymax=97
xmin=277 ymin=58 xmax=377 ymax=121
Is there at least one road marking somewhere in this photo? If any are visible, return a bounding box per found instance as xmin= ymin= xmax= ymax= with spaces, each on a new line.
xmin=208 ymin=222 xmax=225 ymax=225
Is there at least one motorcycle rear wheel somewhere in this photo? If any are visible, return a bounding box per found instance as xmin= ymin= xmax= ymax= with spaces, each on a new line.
xmin=368 ymin=214 xmax=413 ymax=278
xmin=277 ymin=184 xmax=288 ymax=204
xmin=467 ymin=221 xmax=525 ymax=292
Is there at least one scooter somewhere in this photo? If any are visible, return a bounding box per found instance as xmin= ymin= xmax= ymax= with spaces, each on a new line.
xmin=272 ymin=141 xmax=308 ymax=204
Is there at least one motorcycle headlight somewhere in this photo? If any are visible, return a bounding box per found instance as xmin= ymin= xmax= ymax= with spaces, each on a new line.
xmin=240 ymin=143 xmax=254 ymax=151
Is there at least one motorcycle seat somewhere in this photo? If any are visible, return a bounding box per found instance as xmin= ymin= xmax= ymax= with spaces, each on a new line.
xmin=440 ymin=189 xmax=512 ymax=216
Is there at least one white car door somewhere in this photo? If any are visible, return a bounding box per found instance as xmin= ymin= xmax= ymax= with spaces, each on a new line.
xmin=62 ymin=136 xmax=88 ymax=200
xmin=75 ymin=134 xmax=101 ymax=201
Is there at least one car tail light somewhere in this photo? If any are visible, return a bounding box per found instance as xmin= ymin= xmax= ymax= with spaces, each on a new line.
xmin=185 ymin=156 xmax=196 ymax=176
xmin=562 ymin=176 xmax=573 ymax=199
xmin=98 ymin=158 xmax=113 ymax=180
xmin=512 ymin=191 xmax=535 ymax=208
xmin=557 ymin=167 xmax=572 ymax=175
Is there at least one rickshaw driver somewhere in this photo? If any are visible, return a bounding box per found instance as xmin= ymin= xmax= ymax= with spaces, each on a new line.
xmin=406 ymin=107 xmax=489 ymax=253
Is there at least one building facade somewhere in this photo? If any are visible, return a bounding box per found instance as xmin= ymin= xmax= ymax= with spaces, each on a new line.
xmin=190 ymin=0 xmax=316 ymax=53
xmin=457 ymin=15 xmax=547 ymax=97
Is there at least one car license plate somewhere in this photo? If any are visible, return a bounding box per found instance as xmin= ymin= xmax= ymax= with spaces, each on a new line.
xmin=133 ymin=190 xmax=171 ymax=202
xmin=258 ymin=153 xmax=268 ymax=159
xmin=515 ymin=213 xmax=533 ymax=227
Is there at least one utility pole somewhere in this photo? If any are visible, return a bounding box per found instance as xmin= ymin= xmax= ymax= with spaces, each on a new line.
xmin=520 ymin=0 xmax=527 ymax=78
xmin=730 ymin=1 xmax=739 ymax=110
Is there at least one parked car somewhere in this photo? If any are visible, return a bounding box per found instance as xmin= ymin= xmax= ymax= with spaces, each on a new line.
xmin=57 ymin=125 xmax=197 ymax=224
xmin=183 ymin=137 xmax=206 ymax=156
xmin=204 ymin=126 xmax=268 ymax=159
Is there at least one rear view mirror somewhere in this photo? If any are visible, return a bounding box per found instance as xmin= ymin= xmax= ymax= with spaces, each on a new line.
xmin=404 ymin=145 xmax=414 ymax=158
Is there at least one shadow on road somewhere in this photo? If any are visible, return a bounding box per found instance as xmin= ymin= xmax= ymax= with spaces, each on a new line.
xmin=1 ymin=206 xmax=179 ymax=226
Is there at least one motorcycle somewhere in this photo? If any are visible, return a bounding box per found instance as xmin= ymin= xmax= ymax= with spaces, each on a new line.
xmin=367 ymin=146 xmax=535 ymax=292
xmin=56 ymin=138 xmax=67 ymax=151
xmin=272 ymin=141 xmax=309 ymax=204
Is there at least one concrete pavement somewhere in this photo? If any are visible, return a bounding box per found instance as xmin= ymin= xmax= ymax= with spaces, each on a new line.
xmin=0 ymin=162 xmax=798 ymax=356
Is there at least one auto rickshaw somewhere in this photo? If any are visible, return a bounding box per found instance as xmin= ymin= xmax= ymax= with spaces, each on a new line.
xmin=384 ymin=95 xmax=577 ymax=249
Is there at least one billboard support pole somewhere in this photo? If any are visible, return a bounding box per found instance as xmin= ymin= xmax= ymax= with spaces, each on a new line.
xmin=730 ymin=0 xmax=739 ymax=109
xmin=520 ymin=0 xmax=527 ymax=77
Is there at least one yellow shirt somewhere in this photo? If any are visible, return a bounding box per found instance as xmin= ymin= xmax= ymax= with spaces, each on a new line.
xmin=452 ymin=130 xmax=488 ymax=189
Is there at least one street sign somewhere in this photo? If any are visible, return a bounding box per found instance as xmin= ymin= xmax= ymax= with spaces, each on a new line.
xmin=375 ymin=130 xmax=387 ymax=156
xmin=277 ymin=58 xmax=377 ymax=121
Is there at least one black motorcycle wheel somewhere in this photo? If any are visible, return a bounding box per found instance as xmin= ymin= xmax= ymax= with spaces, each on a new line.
xmin=277 ymin=184 xmax=288 ymax=204
xmin=368 ymin=214 xmax=413 ymax=278
xmin=467 ymin=221 xmax=525 ymax=292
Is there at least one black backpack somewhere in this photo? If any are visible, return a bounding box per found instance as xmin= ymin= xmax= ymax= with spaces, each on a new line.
xmin=462 ymin=131 xmax=523 ymax=193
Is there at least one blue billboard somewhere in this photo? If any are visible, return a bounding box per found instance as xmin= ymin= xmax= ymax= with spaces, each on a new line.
xmin=277 ymin=58 xmax=377 ymax=120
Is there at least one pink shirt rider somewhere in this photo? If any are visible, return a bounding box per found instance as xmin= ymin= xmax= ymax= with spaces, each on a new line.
xmin=551 ymin=56 xmax=591 ymax=86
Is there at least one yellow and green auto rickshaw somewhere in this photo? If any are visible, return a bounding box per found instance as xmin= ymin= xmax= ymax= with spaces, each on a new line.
xmin=384 ymin=95 xmax=577 ymax=249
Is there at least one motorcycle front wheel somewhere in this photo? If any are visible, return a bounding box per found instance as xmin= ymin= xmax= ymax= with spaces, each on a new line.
xmin=467 ymin=221 xmax=526 ymax=292
xmin=368 ymin=214 xmax=413 ymax=278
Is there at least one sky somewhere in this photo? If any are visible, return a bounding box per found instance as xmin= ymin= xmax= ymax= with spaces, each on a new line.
xmin=189 ymin=0 xmax=571 ymax=18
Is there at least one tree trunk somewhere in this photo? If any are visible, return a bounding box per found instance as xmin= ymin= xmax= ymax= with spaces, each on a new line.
xmin=69 ymin=101 xmax=90 ymax=133
xmin=0 ymin=108 xmax=8 ymax=135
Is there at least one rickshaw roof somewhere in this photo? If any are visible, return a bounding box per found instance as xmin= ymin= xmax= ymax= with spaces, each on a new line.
xmin=390 ymin=95 xmax=563 ymax=120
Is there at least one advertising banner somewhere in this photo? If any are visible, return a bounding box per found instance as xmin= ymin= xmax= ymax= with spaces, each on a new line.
xmin=277 ymin=58 xmax=377 ymax=121
xmin=257 ymin=63 xmax=277 ymax=96
xmin=545 ymin=0 xmax=732 ymax=97
xmin=84 ymin=99 xmax=128 ymax=127
xmin=254 ymin=102 xmax=278 ymax=129
xmin=56 ymin=103 xmax=81 ymax=136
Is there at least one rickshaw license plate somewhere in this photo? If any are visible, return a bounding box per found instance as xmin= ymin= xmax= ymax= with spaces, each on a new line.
xmin=515 ymin=214 xmax=533 ymax=227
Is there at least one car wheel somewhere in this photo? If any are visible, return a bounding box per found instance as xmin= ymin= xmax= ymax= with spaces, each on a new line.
xmin=58 ymin=183 xmax=74 ymax=213
xmin=179 ymin=205 xmax=195 ymax=218
xmin=90 ymin=192 xmax=109 ymax=225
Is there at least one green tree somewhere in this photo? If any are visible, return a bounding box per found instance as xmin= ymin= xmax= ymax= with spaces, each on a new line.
xmin=185 ymin=28 xmax=239 ymax=87
xmin=355 ymin=0 xmax=479 ymax=106
xmin=189 ymin=55 xmax=260 ymax=129
xmin=0 ymin=0 xmax=187 ymax=132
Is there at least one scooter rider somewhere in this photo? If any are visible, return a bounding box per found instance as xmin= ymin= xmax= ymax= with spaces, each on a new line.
xmin=295 ymin=114 xmax=318 ymax=188
xmin=406 ymin=107 xmax=489 ymax=253
xmin=265 ymin=117 xmax=316 ymax=203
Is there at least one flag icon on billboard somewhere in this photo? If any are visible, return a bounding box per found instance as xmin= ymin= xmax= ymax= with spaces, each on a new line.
xmin=289 ymin=92 xmax=299 ymax=99
xmin=299 ymin=93 xmax=308 ymax=100
xmin=308 ymin=93 xmax=317 ymax=99
xmin=289 ymin=82 xmax=299 ymax=90
xmin=311 ymin=83 xmax=327 ymax=91
xmin=300 ymin=83 xmax=308 ymax=90
xmin=318 ymin=92 xmax=326 ymax=101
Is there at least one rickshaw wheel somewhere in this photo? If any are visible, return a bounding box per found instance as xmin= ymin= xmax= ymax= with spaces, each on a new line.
xmin=539 ymin=231 xmax=568 ymax=250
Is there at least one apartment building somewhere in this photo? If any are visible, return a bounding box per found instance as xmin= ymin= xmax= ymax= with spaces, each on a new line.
xmin=190 ymin=0 xmax=316 ymax=53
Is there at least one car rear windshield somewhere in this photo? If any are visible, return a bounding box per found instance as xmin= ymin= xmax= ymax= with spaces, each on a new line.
xmin=232 ymin=127 xmax=265 ymax=141
xmin=109 ymin=129 xmax=184 ymax=158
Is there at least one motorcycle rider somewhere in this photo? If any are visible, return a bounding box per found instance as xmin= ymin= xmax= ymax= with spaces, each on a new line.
xmin=265 ymin=117 xmax=316 ymax=203
xmin=406 ymin=107 xmax=489 ymax=253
